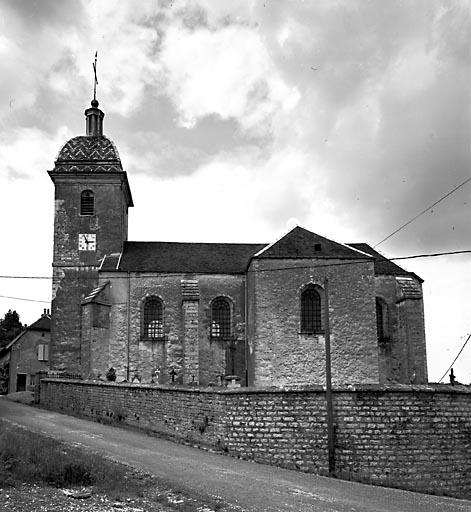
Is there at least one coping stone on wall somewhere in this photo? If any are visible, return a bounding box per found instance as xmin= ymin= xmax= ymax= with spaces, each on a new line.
xmin=40 ymin=378 xmax=471 ymax=395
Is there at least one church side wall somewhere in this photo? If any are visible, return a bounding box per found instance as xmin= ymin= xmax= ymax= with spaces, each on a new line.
xmin=40 ymin=380 xmax=471 ymax=500
xmin=248 ymin=258 xmax=379 ymax=387
xmin=102 ymin=273 xmax=246 ymax=385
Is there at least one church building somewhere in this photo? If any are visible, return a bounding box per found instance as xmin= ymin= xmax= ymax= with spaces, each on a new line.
xmin=48 ymin=99 xmax=428 ymax=387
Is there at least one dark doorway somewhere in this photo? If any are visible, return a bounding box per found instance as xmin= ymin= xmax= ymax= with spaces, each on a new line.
xmin=16 ymin=373 xmax=26 ymax=392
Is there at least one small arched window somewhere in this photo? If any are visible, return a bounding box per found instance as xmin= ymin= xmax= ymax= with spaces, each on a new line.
xmin=143 ymin=296 xmax=164 ymax=339
xmin=80 ymin=190 xmax=94 ymax=216
xmin=211 ymin=297 xmax=231 ymax=339
xmin=301 ymin=285 xmax=323 ymax=333
xmin=376 ymin=298 xmax=388 ymax=342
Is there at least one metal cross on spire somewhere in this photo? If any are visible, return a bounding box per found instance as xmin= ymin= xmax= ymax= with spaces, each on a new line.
xmin=92 ymin=51 xmax=98 ymax=102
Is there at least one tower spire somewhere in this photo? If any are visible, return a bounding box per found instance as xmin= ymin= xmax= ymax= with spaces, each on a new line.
xmin=85 ymin=51 xmax=104 ymax=136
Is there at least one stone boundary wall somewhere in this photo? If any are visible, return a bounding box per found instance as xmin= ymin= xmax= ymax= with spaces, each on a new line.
xmin=39 ymin=380 xmax=471 ymax=499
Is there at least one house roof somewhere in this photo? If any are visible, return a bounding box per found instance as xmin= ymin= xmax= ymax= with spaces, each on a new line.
xmin=28 ymin=315 xmax=51 ymax=331
xmin=255 ymin=227 xmax=372 ymax=260
xmin=347 ymin=243 xmax=423 ymax=282
xmin=101 ymin=241 xmax=267 ymax=274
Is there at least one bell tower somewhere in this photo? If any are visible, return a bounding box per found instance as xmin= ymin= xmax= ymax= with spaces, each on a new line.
xmin=48 ymin=99 xmax=133 ymax=372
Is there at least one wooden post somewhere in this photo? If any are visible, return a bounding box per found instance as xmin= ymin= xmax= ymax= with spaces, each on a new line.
xmin=324 ymin=277 xmax=335 ymax=476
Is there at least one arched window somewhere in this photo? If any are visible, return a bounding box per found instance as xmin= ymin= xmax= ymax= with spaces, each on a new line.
xmin=301 ymin=285 xmax=323 ymax=333
xmin=143 ymin=296 xmax=163 ymax=339
xmin=80 ymin=190 xmax=94 ymax=216
xmin=376 ymin=298 xmax=388 ymax=342
xmin=211 ymin=297 xmax=231 ymax=339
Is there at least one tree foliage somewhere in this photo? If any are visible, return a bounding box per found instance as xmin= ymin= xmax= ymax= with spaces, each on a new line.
xmin=0 ymin=310 xmax=23 ymax=349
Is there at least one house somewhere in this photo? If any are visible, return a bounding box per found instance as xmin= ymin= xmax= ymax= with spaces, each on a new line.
xmin=47 ymin=98 xmax=428 ymax=387
xmin=1 ymin=310 xmax=50 ymax=393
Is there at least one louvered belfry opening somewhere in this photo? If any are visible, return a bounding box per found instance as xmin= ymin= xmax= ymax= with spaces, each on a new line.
xmin=80 ymin=190 xmax=94 ymax=216
xmin=301 ymin=285 xmax=322 ymax=333
xmin=144 ymin=297 xmax=163 ymax=339
xmin=211 ymin=297 xmax=231 ymax=339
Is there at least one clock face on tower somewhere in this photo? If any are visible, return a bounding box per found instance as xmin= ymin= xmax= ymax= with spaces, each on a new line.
xmin=78 ymin=233 xmax=96 ymax=251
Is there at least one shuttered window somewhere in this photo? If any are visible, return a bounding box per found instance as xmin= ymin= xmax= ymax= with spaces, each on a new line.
xmin=38 ymin=344 xmax=49 ymax=361
xmin=80 ymin=190 xmax=94 ymax=216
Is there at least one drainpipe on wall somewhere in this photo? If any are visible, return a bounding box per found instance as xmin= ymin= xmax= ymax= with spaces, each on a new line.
xmin=324 ymin=277 xmax=335 ymax=476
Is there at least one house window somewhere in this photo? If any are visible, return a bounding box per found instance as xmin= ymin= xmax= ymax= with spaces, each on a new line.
xmin=376 ymin=298 xmax=388 ymax=342
xmin=143 ymin=296 xmax=164 ymax=339
xmin=80 ymin=190 xmax=94 ymax=216
xmin=211 ymin=297 xmax=231 ymax=339
xmin=38 ymin=344 xmax=49 ymax=361
xmin=300 ymin=285 xmax=323 ymax=333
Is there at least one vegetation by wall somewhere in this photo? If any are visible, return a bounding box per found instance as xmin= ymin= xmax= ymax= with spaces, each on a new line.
xmin=39 ymin=379 xmax=471 ymax=499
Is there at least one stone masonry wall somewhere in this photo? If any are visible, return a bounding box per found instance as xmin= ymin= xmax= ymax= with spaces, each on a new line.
xmin=98 ymin=272 xmax=247 ymax=385
xmin=40 ymin=380 xmax=471 ymax=499
xmin=50 ymin=177 xmax=128 ymax=372
xmin=248 ymin=258 xmax=379 ymax=387
xmin=375 ymin=275 xmax=428 ymax=384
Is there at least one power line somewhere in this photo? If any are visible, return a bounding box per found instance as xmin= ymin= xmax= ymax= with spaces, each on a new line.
xmin=439 ymin=333 xmax=471 ymax=383
xmin=390 ymin=250 xmax=471 ymax=261
xmin=0 ymin=248 xmax=469 ymax=280
xmin=374 ymin=177 xmax=471 ymax=248
xmin=0 ymin=249 xmax=469 ymax=305
xmin=0 ymin=295 xmax=50 ymax=304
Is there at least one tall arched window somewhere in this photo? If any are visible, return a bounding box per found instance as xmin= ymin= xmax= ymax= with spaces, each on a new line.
xmin=211 ymin=297 xmax=231 ymax=339
xmin=143 ymin=296 xmax=164 ymax=339
xmin=80 ymin=190 xmax=94 ymax=216
xmin=301 ymin=285 xmax=323 ymax=333
xmin=376 ymin=298 xmax=388 ymax=342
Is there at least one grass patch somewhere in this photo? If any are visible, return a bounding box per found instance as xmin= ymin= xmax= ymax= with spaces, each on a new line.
xmin=0 ymin=422 xmax=149 ymax=497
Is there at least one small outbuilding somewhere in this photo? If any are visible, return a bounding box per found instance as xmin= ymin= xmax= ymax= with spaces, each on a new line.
xmin=3 ymin=310 xmax=50 ymax=393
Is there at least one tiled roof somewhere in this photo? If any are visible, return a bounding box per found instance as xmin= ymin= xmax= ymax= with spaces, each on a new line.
xmin=54 ymin=136 xmax=122 ymax=173
xmin=101 ymin=242 xmax=267 ymax=274
xmin=255 ymin=227 xmax=372 ymax=260
xmin=347 ymin=243 xmax=423 ymax=282
xmin=28 ymin=315 xmax=51 ymax=331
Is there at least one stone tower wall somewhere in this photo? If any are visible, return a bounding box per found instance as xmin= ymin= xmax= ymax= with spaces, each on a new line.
xmin=50 ymin=176 xmax=129 ymax=372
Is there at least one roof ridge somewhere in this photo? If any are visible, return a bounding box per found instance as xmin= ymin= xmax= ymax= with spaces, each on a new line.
xmin=125 ymin=240 xmax=267 ymax=246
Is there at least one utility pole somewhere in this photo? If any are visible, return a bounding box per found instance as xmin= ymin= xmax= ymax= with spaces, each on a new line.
xmin=324 ymin=277 xmax=335 ymax=476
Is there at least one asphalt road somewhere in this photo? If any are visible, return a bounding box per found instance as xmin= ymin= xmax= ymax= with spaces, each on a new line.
xmin=0 ymin=398 xmax=469 ymax=512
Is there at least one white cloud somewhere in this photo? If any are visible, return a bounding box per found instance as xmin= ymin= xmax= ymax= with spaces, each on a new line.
xmin=385 ymin=41 xmax=438 ymax=97
xmin=0 ymin=127 xmax=66 ymax=323
xmin=64 ymin=1 xmax=163 ymax=116
xmin=127 ymin=144 xmax=348 ymax=246
xmin=160 ymin=23 xmax=300 ymax=134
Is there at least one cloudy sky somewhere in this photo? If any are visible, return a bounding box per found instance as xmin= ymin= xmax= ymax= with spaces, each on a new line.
xmin=0 ymin=0 xmax=469 ymax=382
